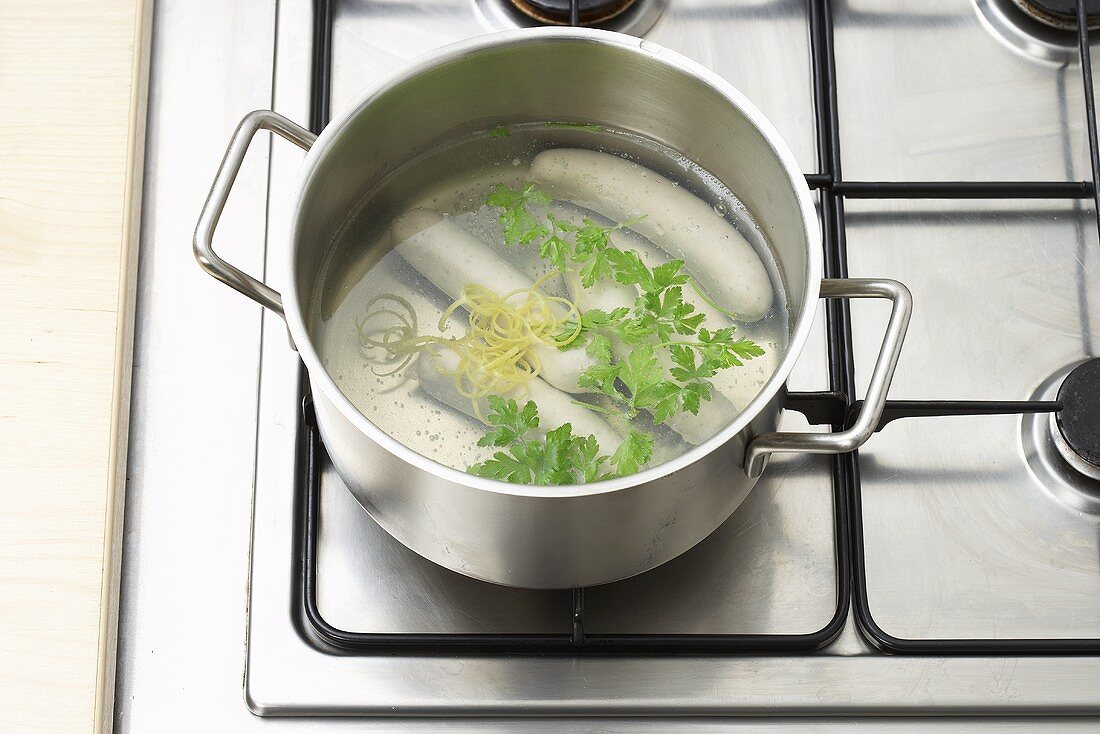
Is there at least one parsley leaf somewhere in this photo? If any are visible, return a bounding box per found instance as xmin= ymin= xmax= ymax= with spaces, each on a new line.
xmin=575 ymin=220 xmax=612 ymax=252
xmin=556 ymin=307 xmax=628 ymax=351
xmin=608 ymin=253 xmax=689 ymax=296
xmin=477 ymin=396 xmax=540 ymax=447
xmin=679 ymin=381 xmax=711 ymax=415
xmin=616 ymin=344 xmax=662 ymax=400
xmin=486 ymin=183 xmax=551 ymax=246
xmin=571 ymin=219 xmax=617 ymax=287
xmin=606 ymin=248 xmax=652 ymax=291
xmin=540 ymin=234 xmax=571 ymax=271
xmin=668 ymin=343 xmax=718 ymax=382
xmin=576 ymin=323 xmax=622 ymax=398
xmin=538 ymin=423 xmax=577 ymax=484
xmin=488 ymin=126 xmax=511 ymax=139
xmin=585 ymin=307 xmax=630 ymax=330
xmin=471 ymin=450 xmax=533 ymax=484
xmin=730 ymin=338 xmax=767 ymax=360
xmin=610 ymin=430 xmax=654 ymax=477
xmin=545 ymin=212 xmax=578 ymax=232
xmin=651 ymin=260 xmax=689 ymax=290
xmin=569 ymin=434 xmax=608 ymax=483
xmin=615 ymin=344 xmax=682 ymax=422
xmin=578 ymin=360 xmax=621 ymax=399
xmin=636 ymin=286 xmax=704 ymax=341
xmin=698 ymin=327 xmax=767 ymax=368
xmin=585 ymin=333 xmax=613 ymax=363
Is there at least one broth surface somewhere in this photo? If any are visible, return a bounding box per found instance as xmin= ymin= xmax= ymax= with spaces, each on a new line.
xmin=312 ymin=124 xmax=789 ymax=481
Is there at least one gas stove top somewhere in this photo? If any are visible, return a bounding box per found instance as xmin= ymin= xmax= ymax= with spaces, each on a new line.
xmin=116 ymin=0 xmax=1100 ymax=729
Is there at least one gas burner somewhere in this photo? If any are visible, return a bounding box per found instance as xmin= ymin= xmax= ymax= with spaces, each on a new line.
xmin=1053 ymin=358 xmax=1100 ymax=480
xmin=479 ymin=0 xmax=667 ymax=36
xmin=976 ymin=0 xmax=1099 ymax=63
xmin=508 ymin=0 xmax=637 ymax=25
xmin=1012 ymin=0 xmax=1100 ymax=30
xmin=1021 ymin=361 xmax=1100 ymax=514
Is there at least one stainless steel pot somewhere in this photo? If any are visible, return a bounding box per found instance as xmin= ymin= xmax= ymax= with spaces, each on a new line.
xmin=195 ymin=28 xmax=911 ymax=589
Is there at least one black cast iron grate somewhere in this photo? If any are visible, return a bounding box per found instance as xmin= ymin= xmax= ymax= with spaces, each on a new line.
xmin=294 ymin=0 xmax=1100 ymax=655
xmin=808 ymin=0 xmax=1100 ymax=655
xmin=300 ymin=389 xmax=851 ymax=653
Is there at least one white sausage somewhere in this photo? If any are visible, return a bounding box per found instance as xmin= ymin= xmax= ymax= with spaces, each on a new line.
xmin=450 ymin=205 xmax=568 ymax=298
xmin=391 ymin=208 xmax=597 ymax=394
xmin=416 ymin=349 xmax=624 ymax=453
xmin=530 ymin=149 xmax=774 ymax=321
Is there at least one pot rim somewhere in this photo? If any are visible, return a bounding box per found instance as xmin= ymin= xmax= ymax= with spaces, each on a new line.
xmin=282 ymin=27 xmax=823 ymax=498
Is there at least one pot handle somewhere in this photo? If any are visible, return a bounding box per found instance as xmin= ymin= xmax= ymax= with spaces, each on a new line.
xmin=744 ymin=278 xmax=912 ymax=477
xmin=193 ymin=110 xmax=316 ymax=316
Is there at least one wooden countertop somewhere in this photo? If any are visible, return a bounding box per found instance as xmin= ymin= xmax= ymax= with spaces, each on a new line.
xmin=0 ymin=1 xmax=151 ymax=731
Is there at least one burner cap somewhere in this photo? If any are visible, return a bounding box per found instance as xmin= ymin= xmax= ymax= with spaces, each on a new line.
xmin=508 ymin=0 xmax=639 ymax=25
xmin=1012 ymin=0 xmax=1100 ymax=30
xmin=1055 ymin=358 xmax=1100 ymax=471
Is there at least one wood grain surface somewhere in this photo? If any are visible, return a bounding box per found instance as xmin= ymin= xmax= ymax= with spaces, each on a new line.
xmin=0 ymin=1 xmax=150 ymax=731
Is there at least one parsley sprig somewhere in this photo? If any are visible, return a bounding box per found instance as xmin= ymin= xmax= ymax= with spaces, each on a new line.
xmin=468 ymin=396 xmax=653 ymax=484
xmin=573 ymin=265 xmax=766 ymax=423
xmin=480 ymin=181 xmax=766 ymax=481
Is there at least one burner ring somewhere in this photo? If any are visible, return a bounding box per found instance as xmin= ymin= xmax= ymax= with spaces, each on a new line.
xmin=1012 ymin=0 xmax=1100 ymax=31
xmin=478 ymin=0 xmax=667 ymax=36
xmin=1053 ymin=357 xmax=1100 ymax=478
xmin=1020 ymin=361 xmax=1100 ymax=515
xmin=508 ymin=0 xmax=639 ymax=26
xmin=976 ymin=0 xmax=1100 ymax=63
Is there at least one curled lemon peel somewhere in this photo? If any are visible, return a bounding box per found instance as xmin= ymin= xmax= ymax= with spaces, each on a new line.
xmin=358 ymin=272 xmax=583 ymax=419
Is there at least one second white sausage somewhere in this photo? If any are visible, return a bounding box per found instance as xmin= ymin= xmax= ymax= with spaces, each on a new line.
xmin=530 ymin=148 xmax=774 ymax=321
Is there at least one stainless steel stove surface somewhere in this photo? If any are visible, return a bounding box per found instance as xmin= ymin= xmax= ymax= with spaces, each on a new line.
xmin=116 ymin=0 xmax=1100 ymax=730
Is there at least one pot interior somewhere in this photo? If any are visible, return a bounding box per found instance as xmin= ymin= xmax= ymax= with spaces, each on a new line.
xmin=287 ymin=29 xmax=819 ymax=479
